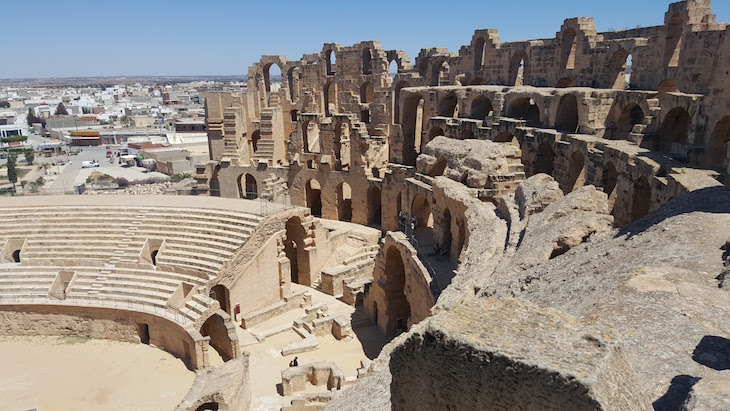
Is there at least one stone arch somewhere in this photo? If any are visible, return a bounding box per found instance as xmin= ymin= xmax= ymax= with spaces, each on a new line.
xmin=393 ymin=81 xmax=410 ymax=124
xmin=200 ymin=314 xmax=235 ymax=362
xmin=428 ymin=126 xmax=444 ymax=139
xmin=509 ymin=51 xmax=529 ymax=86
xmin=360 ymin=81 xmax=374 ymax=104
xmin=388 ymin=59 xmax=398 ymax=75
xmin=210 ymin=284 xmax=230 ymax=315
xmin=474 ymin=37 xmax=486 ymax=71
xmin=323 ymin=81 xmax=337 ymax=116
xmin=438 ymin=93 xmax=458 ymax=117
xmin=664 ymin=14 xmax=684 ymax=68
xmin=658 ymin=79 xmax=679 ymax=96
xmin=659 ymin=107 xmax=690 ymax=153
xmin=384 ymin=245 xmax=410 ymax=335
xmin=611 ymin=103 xmax=644 ymax=141
xmin=555 ymin=94 xmax=579 ymax=133
xmin=285 ymin=216 xmax=307 ymax=284
xmin=367 ymin=186 xmax=382 ymax=227
xmin=337 ymin=182 xmax=353 ymax=222
xmin=556 ymin=77 xmax=574 ymax=88
xmin=441 ymin=208 xmax=452 ymax=256
xmin=362 ymin=47 xmax=373 ymax=75
xmin=287 ymin=67 xmax=300 ymax=102
xmin=630 ymin=176 xmax=651 ymax=223
xmin=306 ymin=179 xmax=322 ymax=217
xmin=535 ymin=142 xmax=555 ymax=176
xmin=561 ymin=28 xmax=578 ymax=70
xmin=195 ymin=402 xmax=219 ymax=411
xmin=411 ymin=194 xmax=434 ymax=240
xmin=608 ymin=49 xmax=631 ymax=90
xmin=706 ymin=116 xmax=730 ymax=169
xmin=241 ymin=174 xmax=257 ymax=199
xmin=469 ymin=96 xmax=493 ymax=122
xmin=263 ymin=63 xmax=282 ymax=93
xmin=402 ymin=94 xmax=425 ymax=166
xmin=250 ymin=130 xmax=261 ymax=153
xmin=427 ymin=157 xmax=448 ymax=177
xmin=326 ymin=49 xmax=336 ymax=75
xmin=565 ymin=150 xmax=586 ymax=194
xmin=602 ymin=161 xmax=619 ymax=210
xmin=507 ymin=97 xmax=540 ymax=127
xmin=494 ymin=132 xmax=516 ymax=144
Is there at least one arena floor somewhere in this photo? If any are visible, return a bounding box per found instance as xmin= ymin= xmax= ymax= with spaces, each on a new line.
xmin=0 ymin=335 xmax=195 ymax=411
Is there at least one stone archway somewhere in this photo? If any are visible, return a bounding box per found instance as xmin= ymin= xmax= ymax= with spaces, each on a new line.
xmin=337 ymin=182 xmax=353 ymax=222
xmin=705 ymin=116 xmax=730 ymax=169
xmin=384 ymin=246 xmax=410 ymax=335
xmin=306 ymin=179 xmax=322 ymax=217
xmin=210 ymin=284 xmax=230 ymax=315
xmin=367 ymin=186 xmax=382 ymax=227
xmin=507 ymin=97 xmax=540 ymax=127
xmin=285 ymin=216 xmax=308 ymax=285
xmin=658 ymin=107 xmax=690 ymax=155
xmin=535 ymin=142 xmax=555 ymax=176
xmin=200 ymin=313 xmax=235 ymax=362
xmin=555 ymin=94 xmax=579 ymax=133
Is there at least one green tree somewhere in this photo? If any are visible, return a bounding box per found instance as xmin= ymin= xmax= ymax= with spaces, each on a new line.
xmin=6 ymin=154 xmax=17 ymax=193
xmin=0 ymin=101 xmax=10 ymax=108
xmin=55 ymin=102 xmax=68 ymax=116
xmin=24 ymin=149 xmax=35 ymax=165
xmin=27 ymin=108 xmax=42 ymax=127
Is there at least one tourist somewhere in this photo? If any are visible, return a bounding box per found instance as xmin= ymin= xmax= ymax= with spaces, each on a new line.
xmin=293 ymin=356 xmax=298 ymax=367
xmin=398 ymin=211 xmax=406 ymax=229
xmin=411 ymin=215 xmax=417 ymax=231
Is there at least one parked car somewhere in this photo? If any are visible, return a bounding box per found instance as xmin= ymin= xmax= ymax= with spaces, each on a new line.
xmin=81 ymin=160 xmax=100 ymax=168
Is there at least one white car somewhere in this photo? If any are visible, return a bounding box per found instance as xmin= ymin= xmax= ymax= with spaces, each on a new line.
xmin=81 ymin=160 xmax=100 ymax=168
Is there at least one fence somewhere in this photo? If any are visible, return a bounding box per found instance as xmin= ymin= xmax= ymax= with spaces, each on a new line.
xmin=0 ymin=293 xmax=191 ymax=325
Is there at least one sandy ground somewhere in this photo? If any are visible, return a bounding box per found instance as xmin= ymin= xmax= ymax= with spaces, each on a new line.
xmin=243 ymin=284 xmax=390 ymax=411
xmin=0 ymin=335 xmax=195 ymax=411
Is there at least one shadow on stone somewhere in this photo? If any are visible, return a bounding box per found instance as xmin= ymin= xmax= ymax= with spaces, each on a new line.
xmin=652 ymin=375 xmax=701 ymax=411
xmin=692 ymin=335 xmax=730 ymax=371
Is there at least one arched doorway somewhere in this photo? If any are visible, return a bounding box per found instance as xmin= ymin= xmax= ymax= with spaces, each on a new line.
xmin=565 ymin=150 xmax=586 ymax=194
xmin=367 ymin=186 xmax=382 ymax=227
xmin=285 ymin=216 xmax=307 ymax=284
xmin=324 ymin=82 xmax=337 ymax=117
xmin=264 ymin=63 xmax=281 ymax=94
xmin=602 ymin=161 xmax=619 ymax=211
xmin=555 ymin=94 xmax=579 ymax=133
xmin=438 ymin=93 xmax=458 ymax=118
xmin=326 ymin=49 xmax=336 ymax=75
xmin=362 ymin=48 xmax=373 ymax=75
xmin=244 ymin=174 xmax=257 ymax=199
xmin=664 ymin=14 xmax=683 ymax=68
xmin=509 ymin=51 xmax=529 ymax=86
xmin=200 ymin=314 xmax=235 ymax=362
xmin=474 ymin=37 xmax=486 ymax=71
xmin=556 ymin=77 xmax=574 ymax=88
xmin=535 ymin=142 xmax=555 ymax=176
xmin=441 ymin=208 xmax=452 ymax=257
xmin=250 ymin=130 xmax=261 ymax=153
xmin=210 ymin=284 xmax=230 ymax=315
xmin=306 ymin=179 xmax=322 ymax=217
xmin=384 ymin=246 xmax=410 ymax=335
xmin=561 ymin=28 xmax=577 ymax=70
xmin=12 ymin=249 xmax=20 ymax=263
xmin=287 ymin=67 xmax=300 ymax=102
xmin=658 ymin=107 xmax=690 ymax=154
xmin=507 ymin=97 xmax=540 ymax=127
xmin=402 ymin=94 xmax=425 ymax=166
xmin=705 ymin=117 xmax=730 ymax=169
xmin=360 ymin=81 xmax=374 ymax=104
xmin=610 ymin=104 xmax=644 ymax=141
xmin=608 ymin=49 xmax=631 ymax=89
xmin=469 ymin=96 xmax=493 ymax=122
xmin=630 ymin=177 xmax=651 ymax=223
xmin=411 ymin=194 xmax=434 ymax=241
xmin=337 ymin=182 xmax=352 ymax=222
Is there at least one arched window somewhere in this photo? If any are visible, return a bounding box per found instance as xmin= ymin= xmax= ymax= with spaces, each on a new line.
xmin=561 ymin=28 xmax=577 ymax=70
xmin=664 ymin=15 xmax=684 ymax=68
xmin=608 ymin=49 xmax=631 ymax=90
xmin=509 ymin=52 xmax=529 ymax=86
xmin=389 ymin=60 xmax=398 ymax=76
xmin=363 ymin=48 xmax=373 ymax=75
xmin=264 ymin=64 xmax=281 ymax=93
xmin=287 ymin=67 xmax=300 ymax=102
xmin=474 ymin=37 xmax=486 ymax=71
xmin=326 ymin=50 xmax=336 ymax=75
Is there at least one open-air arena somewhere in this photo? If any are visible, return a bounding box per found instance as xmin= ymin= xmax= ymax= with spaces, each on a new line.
xmin=3 ymin=0 xmax=730 ymax=410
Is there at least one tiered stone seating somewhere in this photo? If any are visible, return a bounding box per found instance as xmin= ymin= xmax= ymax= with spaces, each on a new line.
xmin=0 ymin=202 xmax=266 ymax=325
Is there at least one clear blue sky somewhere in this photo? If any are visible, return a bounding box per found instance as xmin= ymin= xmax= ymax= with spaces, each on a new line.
xmin=1 ymin=0 xmax=729 ymax=79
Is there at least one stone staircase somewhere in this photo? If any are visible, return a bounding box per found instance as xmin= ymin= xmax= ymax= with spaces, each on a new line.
xmin=629 ymin=98 xmax=661 ymax=144
xmin=260 ymin=174 xmax=288 ymax=200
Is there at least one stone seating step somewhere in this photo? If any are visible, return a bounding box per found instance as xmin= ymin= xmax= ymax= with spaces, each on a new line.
xmin=159 ymin=249 xmax=226 ymax=265
xmin=162 ymin=243 xmax=233 ymax=258
xmin=73 ymin=277 xmax=178 ymax=295
xmin=71 ymin=285 xmax=172 ymax=302
xmin=109 ymin=267 xmax=209 ymax=285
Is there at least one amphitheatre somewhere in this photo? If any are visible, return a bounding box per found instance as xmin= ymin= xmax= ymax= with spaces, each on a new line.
xmin=2 ymin=0 xmax=730 ymax=409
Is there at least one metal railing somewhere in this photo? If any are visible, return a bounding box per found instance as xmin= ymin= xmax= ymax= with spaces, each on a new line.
xmin=398 ymin=221 xmax=443 ymax=297
xmin=0 ymin=293 xmax=191 ymax=325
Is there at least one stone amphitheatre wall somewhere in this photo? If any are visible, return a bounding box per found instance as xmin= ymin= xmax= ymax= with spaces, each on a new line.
xmin=0 ymin=304 xmax=207 ymax=370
